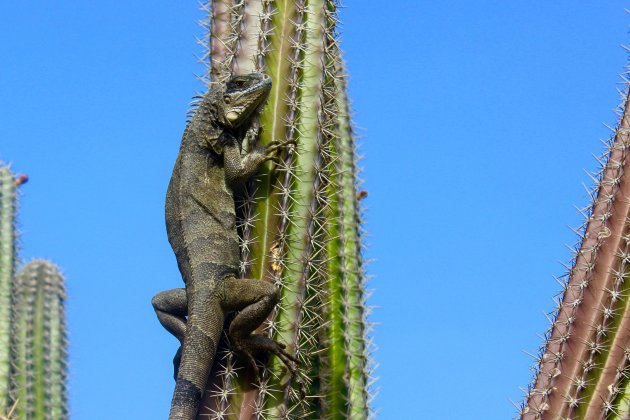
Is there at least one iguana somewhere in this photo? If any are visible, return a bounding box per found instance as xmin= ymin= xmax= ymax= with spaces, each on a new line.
xmin=152 ymin=72 xmax=297 ymax=420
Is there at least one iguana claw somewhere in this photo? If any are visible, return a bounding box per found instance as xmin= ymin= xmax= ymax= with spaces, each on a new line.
xmin=264 ymin=138 xmax=297 ymax=161
xmin=231 ymin=334 xmax=300 ymax=383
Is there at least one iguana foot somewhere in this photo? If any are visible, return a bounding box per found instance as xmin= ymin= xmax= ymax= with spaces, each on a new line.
xmin=230 ymin=334 xmax=299 ymax=382
xmin=264 ymin=138 xmax=297 ymax=161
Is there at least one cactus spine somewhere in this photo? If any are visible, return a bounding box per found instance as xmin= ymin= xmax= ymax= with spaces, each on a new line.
xmin=11 ymin=261 xmax=68 ymax=420
xmin=190 ymin=1 xmax=373 ymax=418
xmin=520 ymin=55 xmax=630 ymax=419
xmin=0 ymin=166 xmax=17 ymax=414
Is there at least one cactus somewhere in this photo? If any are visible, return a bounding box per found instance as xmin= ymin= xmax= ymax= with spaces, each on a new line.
xmin=0 ymin=164 xmax=17 ymax=414
xmin=10 ymin=260 xmax=68 ymax=420
xmin=520 ymin=56 xmax=630 ymax=418
xmin=0 ymin=162 xmax=68 ymax=419
xmin=185 ymin=1 xmax=374 ymax=418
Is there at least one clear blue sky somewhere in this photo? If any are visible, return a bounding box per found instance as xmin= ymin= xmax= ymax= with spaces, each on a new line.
xmin=1 ymin=2 xmax=628 ymax=419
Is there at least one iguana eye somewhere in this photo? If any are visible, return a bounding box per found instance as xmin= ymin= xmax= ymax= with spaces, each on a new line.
xmin=228 ymin=79 xmax=248 ymax=90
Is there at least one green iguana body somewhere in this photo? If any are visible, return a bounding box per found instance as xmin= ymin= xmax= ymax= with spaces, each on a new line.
xmin=152 ymin=73 xmax=296 ymax=420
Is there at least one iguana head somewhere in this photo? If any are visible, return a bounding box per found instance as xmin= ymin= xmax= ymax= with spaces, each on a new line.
xmin=220 ymin=73 xmax=271 ymax=127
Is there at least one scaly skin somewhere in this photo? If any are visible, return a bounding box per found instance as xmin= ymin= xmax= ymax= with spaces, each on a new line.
xmin=152 ymin=73 xmax=297 ymax=420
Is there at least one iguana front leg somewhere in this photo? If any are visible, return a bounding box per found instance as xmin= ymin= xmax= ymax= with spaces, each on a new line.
xmin=240 ymin=119 xmax=260 ymax=154
xmin=223 ymin=134 xmax=295 ymax=184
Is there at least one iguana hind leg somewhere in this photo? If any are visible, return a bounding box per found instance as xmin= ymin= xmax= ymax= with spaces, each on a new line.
xmin=221 ymin=278 xmax=299 ymax=380
xmin=152 ymin=288 xmax=187 ymax=378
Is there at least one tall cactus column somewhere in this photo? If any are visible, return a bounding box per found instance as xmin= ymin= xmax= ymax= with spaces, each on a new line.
xmin=11 ymin=260 xmax=68 ymax=420
xmin=190 ymin=1 xmax=374 ymax=419
xmin=521 ymin=59 xmax=630 ymax=419
xmin=332 ymin=53 xmax=370 ymax=419
xmin=0 ymin=165 xmax=17 ymax=414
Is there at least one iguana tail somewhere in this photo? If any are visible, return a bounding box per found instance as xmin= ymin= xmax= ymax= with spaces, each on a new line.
xmin=169 ymin=296 xmax=223 ymax=420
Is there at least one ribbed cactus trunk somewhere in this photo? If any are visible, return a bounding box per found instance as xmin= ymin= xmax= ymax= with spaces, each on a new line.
xmin=191 ymin=1 xmax=373 ymax=418
xmin=10 ymin=260 xmax=68 ymax=420
xmin=0 ymin=165 xmax=17 ymax=415
xmin=521 ymin=59 xmax=630 ymax=419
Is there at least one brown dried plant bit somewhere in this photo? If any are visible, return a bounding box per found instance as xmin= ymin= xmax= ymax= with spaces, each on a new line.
xmin=14 ymin=174 xmax=28 ymax=186
xmin=270 ymin=241 xmax=283 ymax=274
xmin=355 ymin=190 xmax=368 ymax=201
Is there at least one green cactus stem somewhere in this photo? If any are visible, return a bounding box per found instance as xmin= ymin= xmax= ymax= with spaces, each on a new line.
xmin=190 ymin=1 xmax=373 ymax=419
xmin=10 ymin=260 xmax=68 ymax=420
xmin=0 ymin=164 xmax=17 ymax=414
xmin=332 ymin=51 xmax=370 ymax=419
